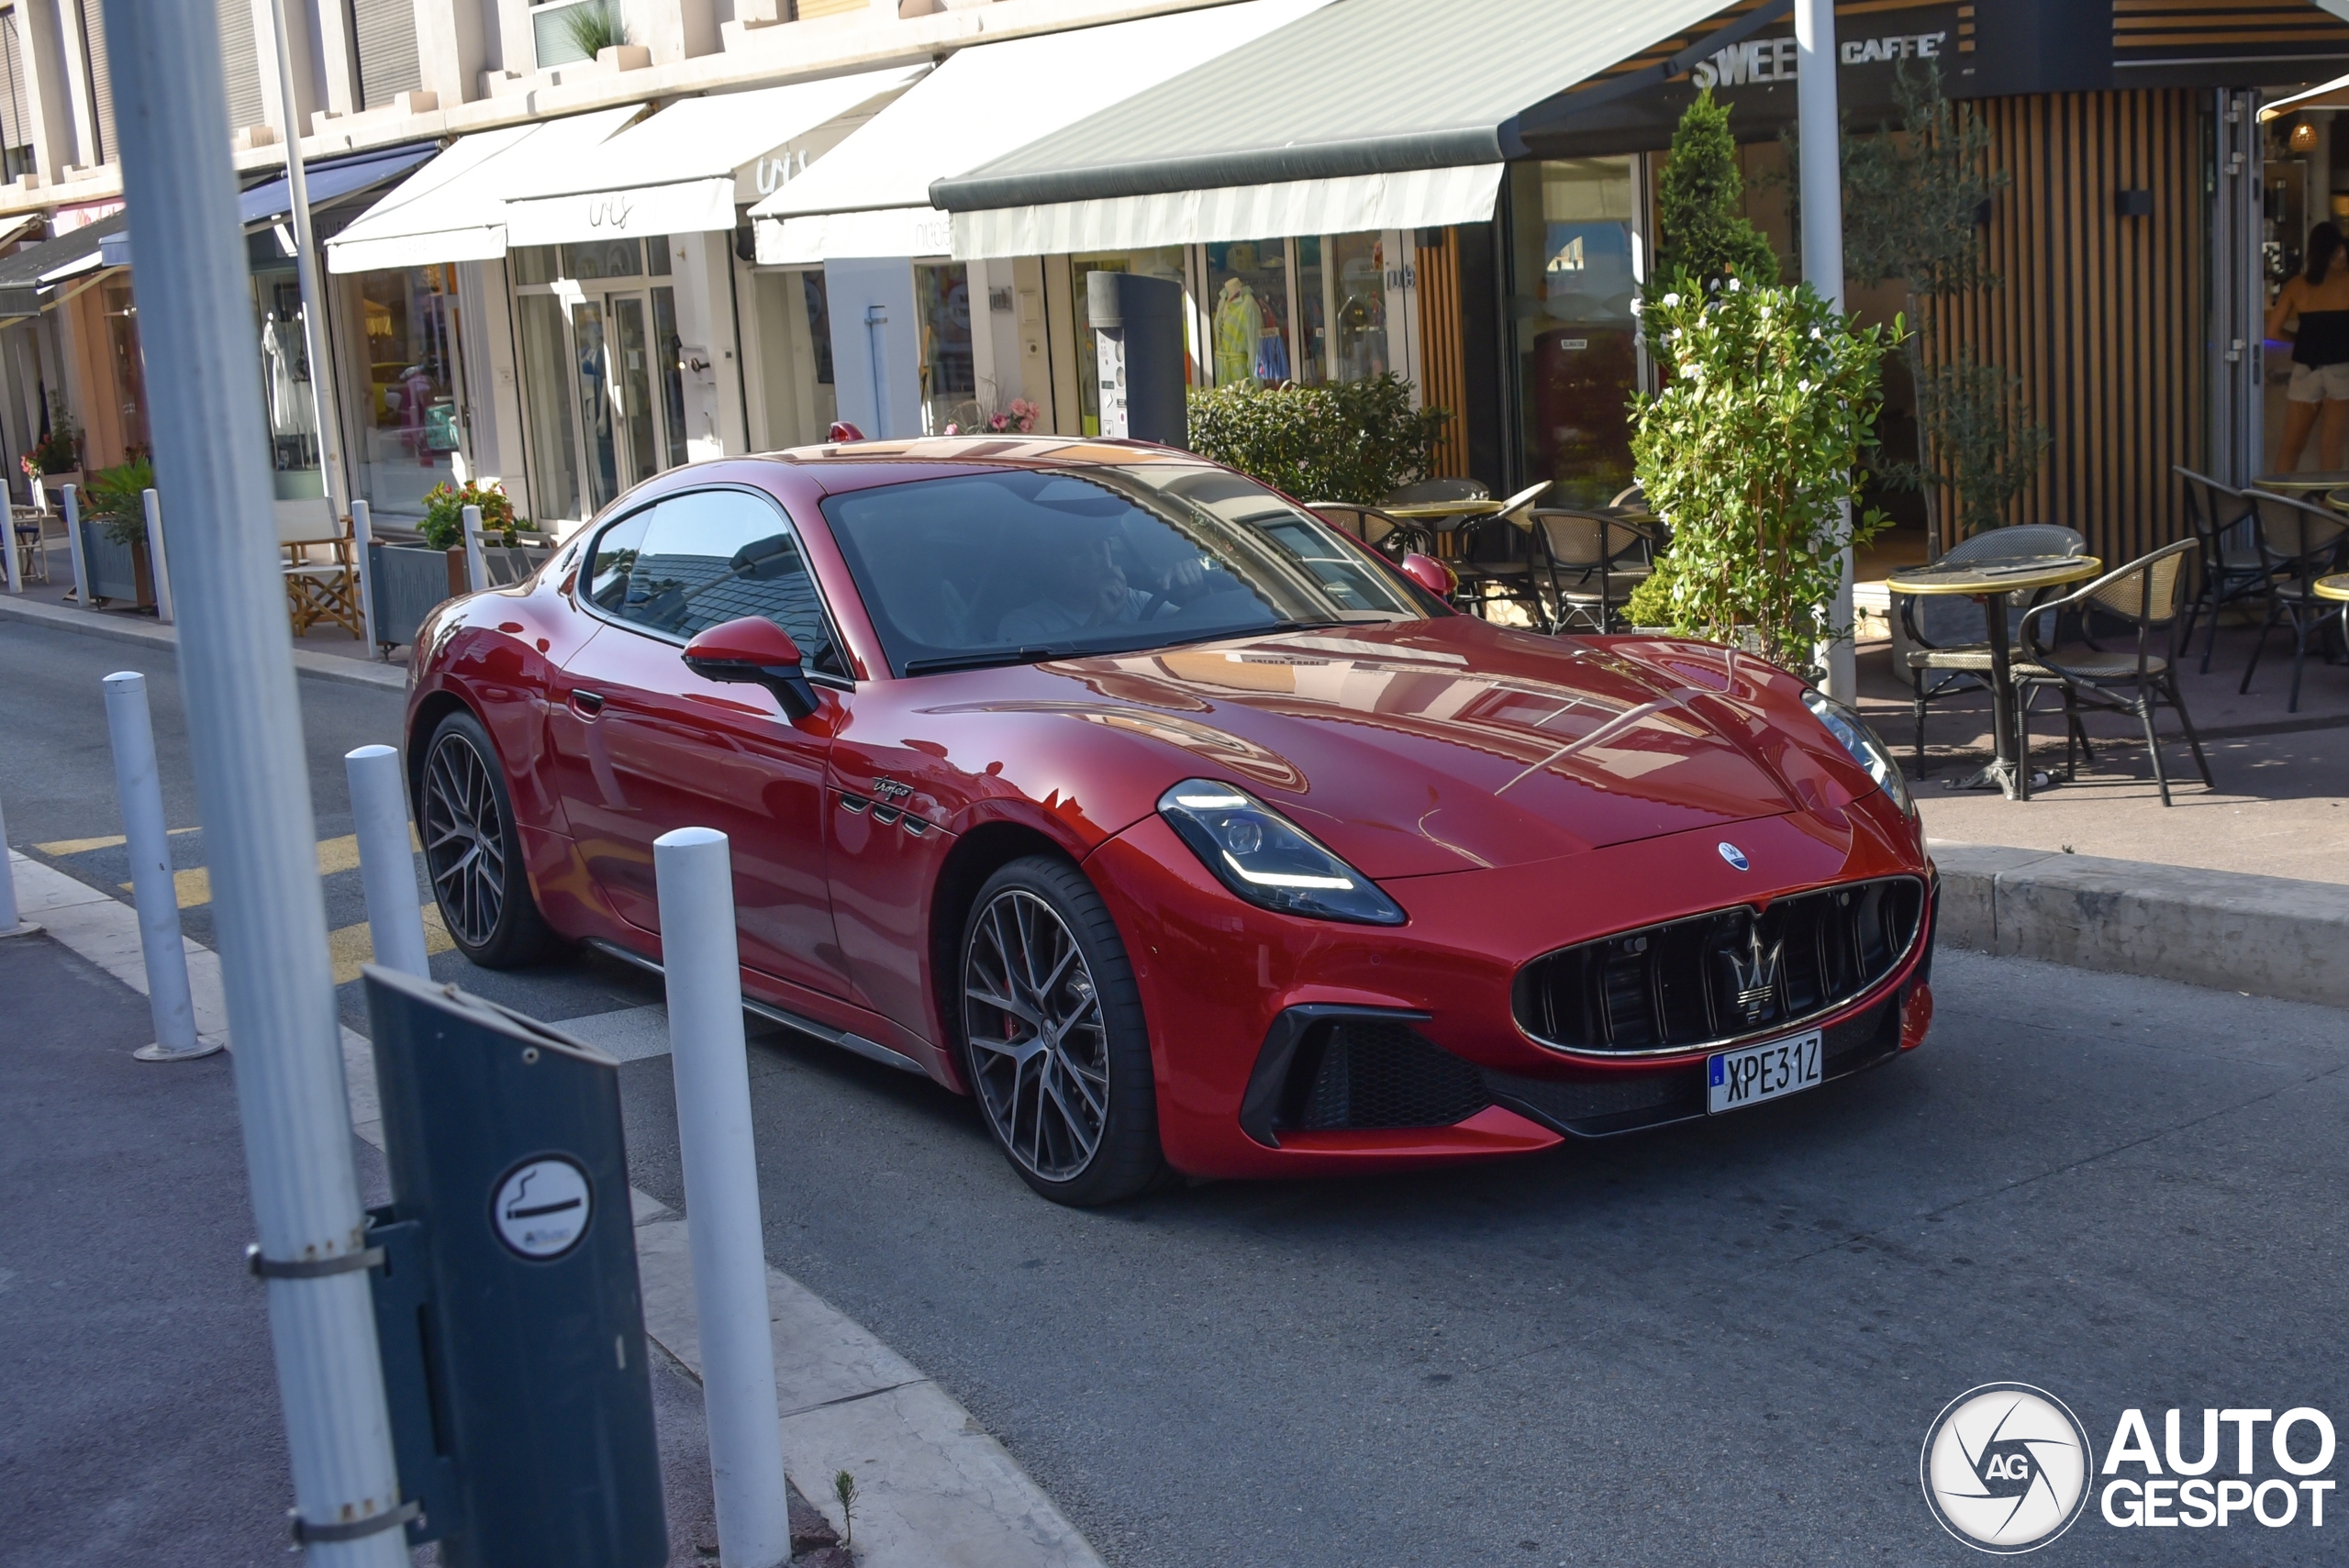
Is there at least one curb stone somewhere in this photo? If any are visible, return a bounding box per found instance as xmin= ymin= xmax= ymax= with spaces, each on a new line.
xmin=6 ymin=850 xmax=1104 ymax=1568
xmin=1928 ymin=838 xmax=2349 ymax=1009
xmin=0 ymin=592 xmax=408 ymax=693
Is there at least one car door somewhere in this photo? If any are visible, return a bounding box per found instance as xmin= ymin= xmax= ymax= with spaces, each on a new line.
xmin=547 ymin=486 xmax=856 ymax=999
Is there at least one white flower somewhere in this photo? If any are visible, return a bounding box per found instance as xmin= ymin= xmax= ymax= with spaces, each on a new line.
xmin=1809 ymin=327 xmax=1822 ymax=339
xmin=1629 ymin=296 xmax=1644 ymax=315
xmin=1728 ymin=277 xmax=1742 ymax=292
xmin=1663 ymin=292 xmax=1680 ymax=307
xmin=1798 ymin=379 xmax=1812 ymax=393
xmin=1681 ymin=363 xmax=1701 ymax=378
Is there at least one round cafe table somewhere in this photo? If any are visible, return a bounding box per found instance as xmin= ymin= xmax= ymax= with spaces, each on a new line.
xmin=2253 ymin=471 xmax=2349 ymax=496
xmin=1883 ymin=553 xmax=2102 ymax=800
xmin=2319 ymin=574 xmax=2349 ymax=645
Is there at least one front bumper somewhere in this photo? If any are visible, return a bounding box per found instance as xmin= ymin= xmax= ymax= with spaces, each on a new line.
xmin=1087 ymin=803 xmax=1935 ymax=1180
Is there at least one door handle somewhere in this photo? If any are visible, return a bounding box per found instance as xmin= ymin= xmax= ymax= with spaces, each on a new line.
xmin=570 ymin=689 xmax=607 ymax=717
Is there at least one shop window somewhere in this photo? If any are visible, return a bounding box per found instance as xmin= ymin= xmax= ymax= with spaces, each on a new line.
xmin=647 ymin=234 xmax=672 ymax=275
xmin=562 ymin=239 xmax=644 ymax=280
xmin=253 ymin=261 xmax=324 ymax=501
xmin=511 ymin=244 xmax=560 ymax=285
xmin=531 ymin=0 xmax=621 ymax=71
xmin=1508 ymin=158 xmax=1639 ymax=508
xmin=916 ymin=261 xmax=974 ymax=434
xmin=1068 ymin=248 xmax=1185 ymax=433
xmin=102 ymin=279 xmax=148 ymax=454
xmin=351 ymin=263 xmax=462 ymax=523
xmin=1207 ymin=239 xmax=1292 ymax=389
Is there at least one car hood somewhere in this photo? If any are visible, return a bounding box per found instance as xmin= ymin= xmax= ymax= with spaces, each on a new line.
xmin=1008 ymin=618 xmax=1876 ymax=879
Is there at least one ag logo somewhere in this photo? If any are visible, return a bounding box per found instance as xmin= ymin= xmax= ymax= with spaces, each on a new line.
xmin=1921 ymin=1384 xmax=2094 ymax=1553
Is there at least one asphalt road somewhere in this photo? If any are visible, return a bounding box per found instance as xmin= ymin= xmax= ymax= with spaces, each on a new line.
xmin=6 ymin=615 xmax=2345 ymax=1566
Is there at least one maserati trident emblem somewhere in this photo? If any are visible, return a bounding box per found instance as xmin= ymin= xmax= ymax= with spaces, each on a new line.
xmin=1718 ymin=841 xmax=1750 ymax=872
xmin=1728 ymin=923 xmax=1784 ymax=1022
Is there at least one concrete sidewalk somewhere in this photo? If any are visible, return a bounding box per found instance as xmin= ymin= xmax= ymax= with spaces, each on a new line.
xmin=6 ymin=849 xmax=1104 ymax=1568
xmin=0 ymin=589 xmax=407 ymax=693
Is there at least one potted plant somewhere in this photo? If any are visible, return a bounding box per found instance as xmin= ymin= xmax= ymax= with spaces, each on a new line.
xmin=74 ymin=454 xmax=157 ymax=608
xmin=419 ymin=478 xmax=522 ymax=595
xmin=22 ymin=409 xmax=83 ymax=506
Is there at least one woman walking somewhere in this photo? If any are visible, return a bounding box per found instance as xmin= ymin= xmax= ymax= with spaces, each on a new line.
xmin=2268 ymin=222 xmax=2349 ymax=471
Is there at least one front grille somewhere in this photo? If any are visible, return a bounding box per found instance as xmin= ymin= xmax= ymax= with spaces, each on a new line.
xmin=1286 ymin=1019 xmax=1493 ymax=1132
xmin=1514 ymin=876 xmax=1926 ymax=1056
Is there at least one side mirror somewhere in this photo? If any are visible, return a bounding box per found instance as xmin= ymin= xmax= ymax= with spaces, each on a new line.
xmin=682 ymin=616 xmax=819 ymax=721
xmin=1398 ymin=552 xmax=1457 ymax=600
xmin=828 ymin=420 xmax=865 ymax=443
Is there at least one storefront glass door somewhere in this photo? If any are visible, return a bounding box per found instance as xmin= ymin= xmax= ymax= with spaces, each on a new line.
xmin=1507 ymin=158 xmax=1641 ymax=507
xmin=510 ymin=240 xmax=689 ymax=527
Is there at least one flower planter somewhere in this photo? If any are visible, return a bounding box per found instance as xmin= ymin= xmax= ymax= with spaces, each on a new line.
xmin=78 ymin=518 xmax=153 ymax=608
xmin=368 ymin=541 xmax=462 ymax=649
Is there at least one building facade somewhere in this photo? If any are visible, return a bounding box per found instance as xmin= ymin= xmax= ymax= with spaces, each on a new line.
xmin=0 ymin=0 xmax=2340 ymax=572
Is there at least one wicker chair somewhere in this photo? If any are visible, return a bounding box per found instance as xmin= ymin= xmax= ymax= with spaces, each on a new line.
xmin=2013 ymin=538 xmax=2211 ymax=806
xmin=1524 ymin=509 xmax=1656 ymax=633
xmin=2237 ymin=490 xmax=2348 ymax=713
xmin=1887 ymin=525 xmax=2087 ymax=773
xmin=2172 ymin=466 xmax=2268 ymax=673
xmin=1306 ymin=503 xmax=1431 ymax=561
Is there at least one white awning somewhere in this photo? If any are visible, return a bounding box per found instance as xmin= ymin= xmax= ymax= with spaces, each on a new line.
xmin=749 ymin=0 xmax=1326 ymax=265
xmin=325 ymin=106 xmax=643 ymax=274
xmin=504 ymin=66 xmax=923 ymax=249
xmin=951 ymin=163 xmax=1505 ymax=260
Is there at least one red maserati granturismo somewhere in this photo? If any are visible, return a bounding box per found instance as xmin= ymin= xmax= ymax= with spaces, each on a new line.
xmin=404 ymin=437 xmax=1935 ymax=1205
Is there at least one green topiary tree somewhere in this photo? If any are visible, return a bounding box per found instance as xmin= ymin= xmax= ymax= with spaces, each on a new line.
xmin=1632 ymin=278 xmax=1893 ymax=674
xmin=1654 ymin=89 xmax=1780 ymax=294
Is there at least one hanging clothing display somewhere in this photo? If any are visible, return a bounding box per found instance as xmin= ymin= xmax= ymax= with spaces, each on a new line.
xmin=1254 ymin=328 xmax=1288 ymax=384
xmin=1213 ymin=279 xmax=1263 ymax=386
xmin=262 ymin=315 xmax=316 ymax=438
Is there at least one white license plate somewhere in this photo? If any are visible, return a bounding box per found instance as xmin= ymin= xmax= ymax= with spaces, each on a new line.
xmin=1707 ymin=1029 xmax=1823 ymax=1114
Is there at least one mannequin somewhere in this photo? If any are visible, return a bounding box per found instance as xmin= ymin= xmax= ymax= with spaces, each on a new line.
xmin=1213 ymin=276 xmax=1263 ymax=387
xmin=261 ymin=311 xmax=315 ymax=439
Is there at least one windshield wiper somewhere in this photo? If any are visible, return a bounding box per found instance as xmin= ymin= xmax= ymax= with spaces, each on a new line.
xmin=901 ymin=646 xmax=1063 ymax=675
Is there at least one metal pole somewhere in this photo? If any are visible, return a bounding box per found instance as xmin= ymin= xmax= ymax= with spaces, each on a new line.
xmin=1797 ymin=0 xmax=1856 ymax=702
xmin=350 ymin=496 xmax=379 ymax=651
xmin=865 ymin=305 xmax=890 ymax=439
xmin=1 ymin=790 xmax=41 ymax=939
xmin=345 ymin=745 xmax=428 ymax=981
xmin=653 ymin=827 xmax=792 ymax=1568
xmin=3 ymin=502 xmax=19 ymax=593
xmin=141 ymin=487 xmax=173 ymax=624
xmin=460 ymin=502 xmax=487 ymax=593
xmin=263 ymin=0 xmax=346 ymax=530
xmin=61 ymin=483 xmax=89 ymax=606
xmin=105 ymin=1 xmax=406 ymax=1560
xmin=102 ymin=672 xmax=214 ymax=1062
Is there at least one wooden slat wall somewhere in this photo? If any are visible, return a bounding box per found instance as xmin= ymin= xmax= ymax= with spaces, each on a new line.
xmin=1933 ymin=89 xmax=2205 ymax=568
xmin=1417 ymin=228 xmax=1472 ymax=479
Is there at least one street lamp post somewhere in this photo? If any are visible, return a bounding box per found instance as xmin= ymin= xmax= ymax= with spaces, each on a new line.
xmin=1797 ymin=0 xmax=1857 ymax=703
xmin=103 ymin=2 xmax=407 ymax=1562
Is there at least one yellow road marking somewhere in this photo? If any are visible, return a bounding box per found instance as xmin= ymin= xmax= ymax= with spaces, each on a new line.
xmin=35 ymin=826 xmax=201 ymax=855
xmin=118 ymin=835 xmax=377 ymax=908
xmin=329 ymin=904 xmax=458 ymax=986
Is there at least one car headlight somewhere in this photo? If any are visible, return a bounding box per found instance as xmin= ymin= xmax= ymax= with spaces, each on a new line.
xmin=1800 ymin=687 xmax=1915 ymax=819
xmin=1156 ymin=780 xmax=1406 ymax=925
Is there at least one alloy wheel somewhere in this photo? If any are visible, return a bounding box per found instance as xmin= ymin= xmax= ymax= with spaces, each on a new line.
xmin=422 ymin=731 xmax=507 ymax=950
xmin=962 ymin=888 xmax=1112 ymax=1183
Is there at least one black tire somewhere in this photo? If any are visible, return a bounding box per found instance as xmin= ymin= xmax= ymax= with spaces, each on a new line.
xmin=417 ymin=709 xmax=561 ymax=969
xmin=958 ymin=855 xmax=1163 ymax=1206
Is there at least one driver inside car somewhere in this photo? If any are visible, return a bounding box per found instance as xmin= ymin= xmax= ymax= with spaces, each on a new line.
xmin=996 ymin=524 xmax=1207 ymax=643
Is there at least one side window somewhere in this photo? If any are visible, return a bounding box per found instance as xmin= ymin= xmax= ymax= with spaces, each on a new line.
xmin=597 ymin=490 xmax=846 ymax=676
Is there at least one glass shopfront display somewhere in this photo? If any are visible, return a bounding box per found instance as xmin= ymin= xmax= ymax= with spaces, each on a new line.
xmin=101 ymin=278 xmax=148 ymax=454
xmin=349 ymin=263 xmax=462 ymax=522
xmin=1207 ymin=239 xmax=1292 ymax=389
xmin=915 ymin=261 xmax=974 ymax=433
xmin=509 ymin=238 xmax=690 ymax=525
xmin=1069 ymin=246 xmax=1186 ymax=432
xmin=251 ymin=243 xmax=326 ymax=502
xmin=1508 ymin=158 xmax=1641 ymax=507
xmin=1195 ymin=233 xmax=1396 ymax=392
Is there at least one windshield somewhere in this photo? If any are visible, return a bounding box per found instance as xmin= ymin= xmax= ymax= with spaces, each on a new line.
xmin=818 ymin=463 xmax=1431 ymax=675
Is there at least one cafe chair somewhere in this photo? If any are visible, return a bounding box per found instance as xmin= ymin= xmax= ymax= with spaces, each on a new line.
xmin=11 ymin=506 xmax=50 ymax=585
xmin=281 ymin=507 xmax=365 ymax=639
xmin=1526 ymin=509 xmax=1656 ymax=634
xmin=1307 ymin=503 xmax=1431 ymax=562
xmin=2237 ymin=490 xmax=2349 ymax=714
xmin=2012 ymin=538 xmax=2210 ymax=807
xmin=1887 ymin=525 xmax=2086 ymax=773
xmin=2172 ymin=467 xmax=2269 ymax=673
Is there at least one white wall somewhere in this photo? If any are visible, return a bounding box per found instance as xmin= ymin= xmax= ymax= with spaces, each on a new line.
xmin=669 ymin=229 xmax=747 ymax=460
xmin=822 ymin=255 xmax=918 ymax=440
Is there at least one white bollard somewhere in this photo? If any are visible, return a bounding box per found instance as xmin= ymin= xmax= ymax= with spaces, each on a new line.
xmin=349 ymin=497 xmax=380 ymax=652
xmin=461 ymin=503 xmax=488 ymax=594
xmin=61 ymin=484 xmax=89 ymax=607
xmin=344 ymin=744 xmax=428 ymax=980
xmin=653 ymin=827 xmax=791 ymax=1568
xmin=102 ymin=672 xmax=216 ymax=1062
xmin=141 ymin=487 xmax=173 ymax=624
xmin=1 ymin=790 xmax=42 ymax=938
